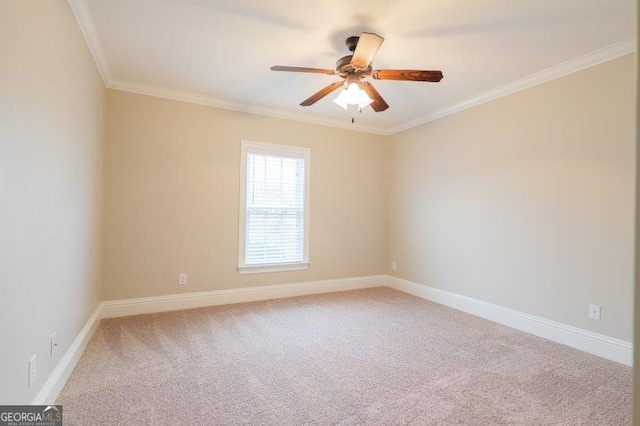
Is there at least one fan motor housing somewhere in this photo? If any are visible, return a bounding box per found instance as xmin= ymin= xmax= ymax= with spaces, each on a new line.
xmin=336 ymin=55 xmax=353 ymax=73
xmin=336 ymin=55 xmax=372 ymax=77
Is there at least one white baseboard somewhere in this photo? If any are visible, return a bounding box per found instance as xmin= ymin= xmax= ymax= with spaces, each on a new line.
xmin=32 ymin=305 xmax=102 ymax=405
xmin=386 ymin=275 xmax=633 ymax=366
xmin=101 ymin=275 xmax=386 ymax=318
xmin=32 ymin=273 xmax=630 ymax=405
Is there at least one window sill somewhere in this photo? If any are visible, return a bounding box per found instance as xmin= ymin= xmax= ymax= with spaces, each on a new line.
xmin=237 ymin=262 xmax=310 ymax=274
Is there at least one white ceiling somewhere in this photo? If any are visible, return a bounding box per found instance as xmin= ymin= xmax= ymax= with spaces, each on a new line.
xmin=71 ymin=0 xmax=637 ymax=134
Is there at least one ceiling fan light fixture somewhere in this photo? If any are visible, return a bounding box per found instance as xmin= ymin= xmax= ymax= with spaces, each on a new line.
xmin=272 ymin=32 xmax=441 ymax=114
xmin=333 ymin=82 xmax=373 ymax=110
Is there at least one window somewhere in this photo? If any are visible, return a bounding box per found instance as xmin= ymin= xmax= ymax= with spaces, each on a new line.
xmin=238 ymin=140 xmax=310 ymax=274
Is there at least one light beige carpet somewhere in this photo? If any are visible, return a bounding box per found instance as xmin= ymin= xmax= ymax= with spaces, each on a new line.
xmin=57 ymin=288 xmax=631 ymax=425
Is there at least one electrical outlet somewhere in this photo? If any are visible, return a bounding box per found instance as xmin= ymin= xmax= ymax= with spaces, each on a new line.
xmin=179 ymin=273 xmax=187 ymax=286
xmin=28 ymin=354 xmax=36 ymax=387
xmin=391 ymin=261 xmax=397 ymax=271
xmin=588 ymin=304 xmax=601 ymax=321
xmin=50 ymin=333 xmax=58 ymax=357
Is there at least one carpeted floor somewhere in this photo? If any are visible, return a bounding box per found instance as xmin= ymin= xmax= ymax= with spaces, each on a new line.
xmin=57 ymin=287 xmax=631 ymax=424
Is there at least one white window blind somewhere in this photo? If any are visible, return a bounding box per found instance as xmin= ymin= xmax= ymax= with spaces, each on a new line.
xmin=238 ymin=141 xmax=310 ymax=273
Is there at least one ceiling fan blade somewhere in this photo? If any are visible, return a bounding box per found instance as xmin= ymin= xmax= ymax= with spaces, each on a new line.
xmin=372 ymin=70 xmax=443 ymax=82
xmin=351 ymin=32 xmax=384 ymax=69
xmin=271 ymin=66 xmax=336 ymax=75
xmin=300 ymin=81 xmax=345 ymax=106
xmin=361 ymin=82 xmax=389 ymax=112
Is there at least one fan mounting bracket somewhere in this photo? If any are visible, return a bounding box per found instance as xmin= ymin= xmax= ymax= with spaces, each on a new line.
xmin=345 ymin=36 xmax=359 ymax=52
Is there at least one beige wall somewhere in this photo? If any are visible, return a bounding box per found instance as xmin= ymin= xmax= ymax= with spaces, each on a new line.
xmin=388 ymin=54 xmax=636 ymax=342
xmin=103 ymin=90 xmax=387 ymax=300
xmin=0 ymin=1 xmax=104 ymax=404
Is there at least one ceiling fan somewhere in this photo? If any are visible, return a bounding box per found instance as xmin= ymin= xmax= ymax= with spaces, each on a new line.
xmin=271 ymin=32 xmax=443 ymax=113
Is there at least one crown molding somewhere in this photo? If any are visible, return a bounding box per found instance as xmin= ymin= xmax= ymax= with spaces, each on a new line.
xmin=107 ymin=78 xmax=388 ymax=135
xmin=66 ymin=0 xmax=111 ymax=83
xmin=67 ymin=0 xmax=635 ymax=136
xmin=386 ymin=37 xmax=637 ymax=135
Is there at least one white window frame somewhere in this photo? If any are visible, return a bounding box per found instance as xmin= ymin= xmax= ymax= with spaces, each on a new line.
xmin=238 ymin=140 xmax=310 ymax=274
